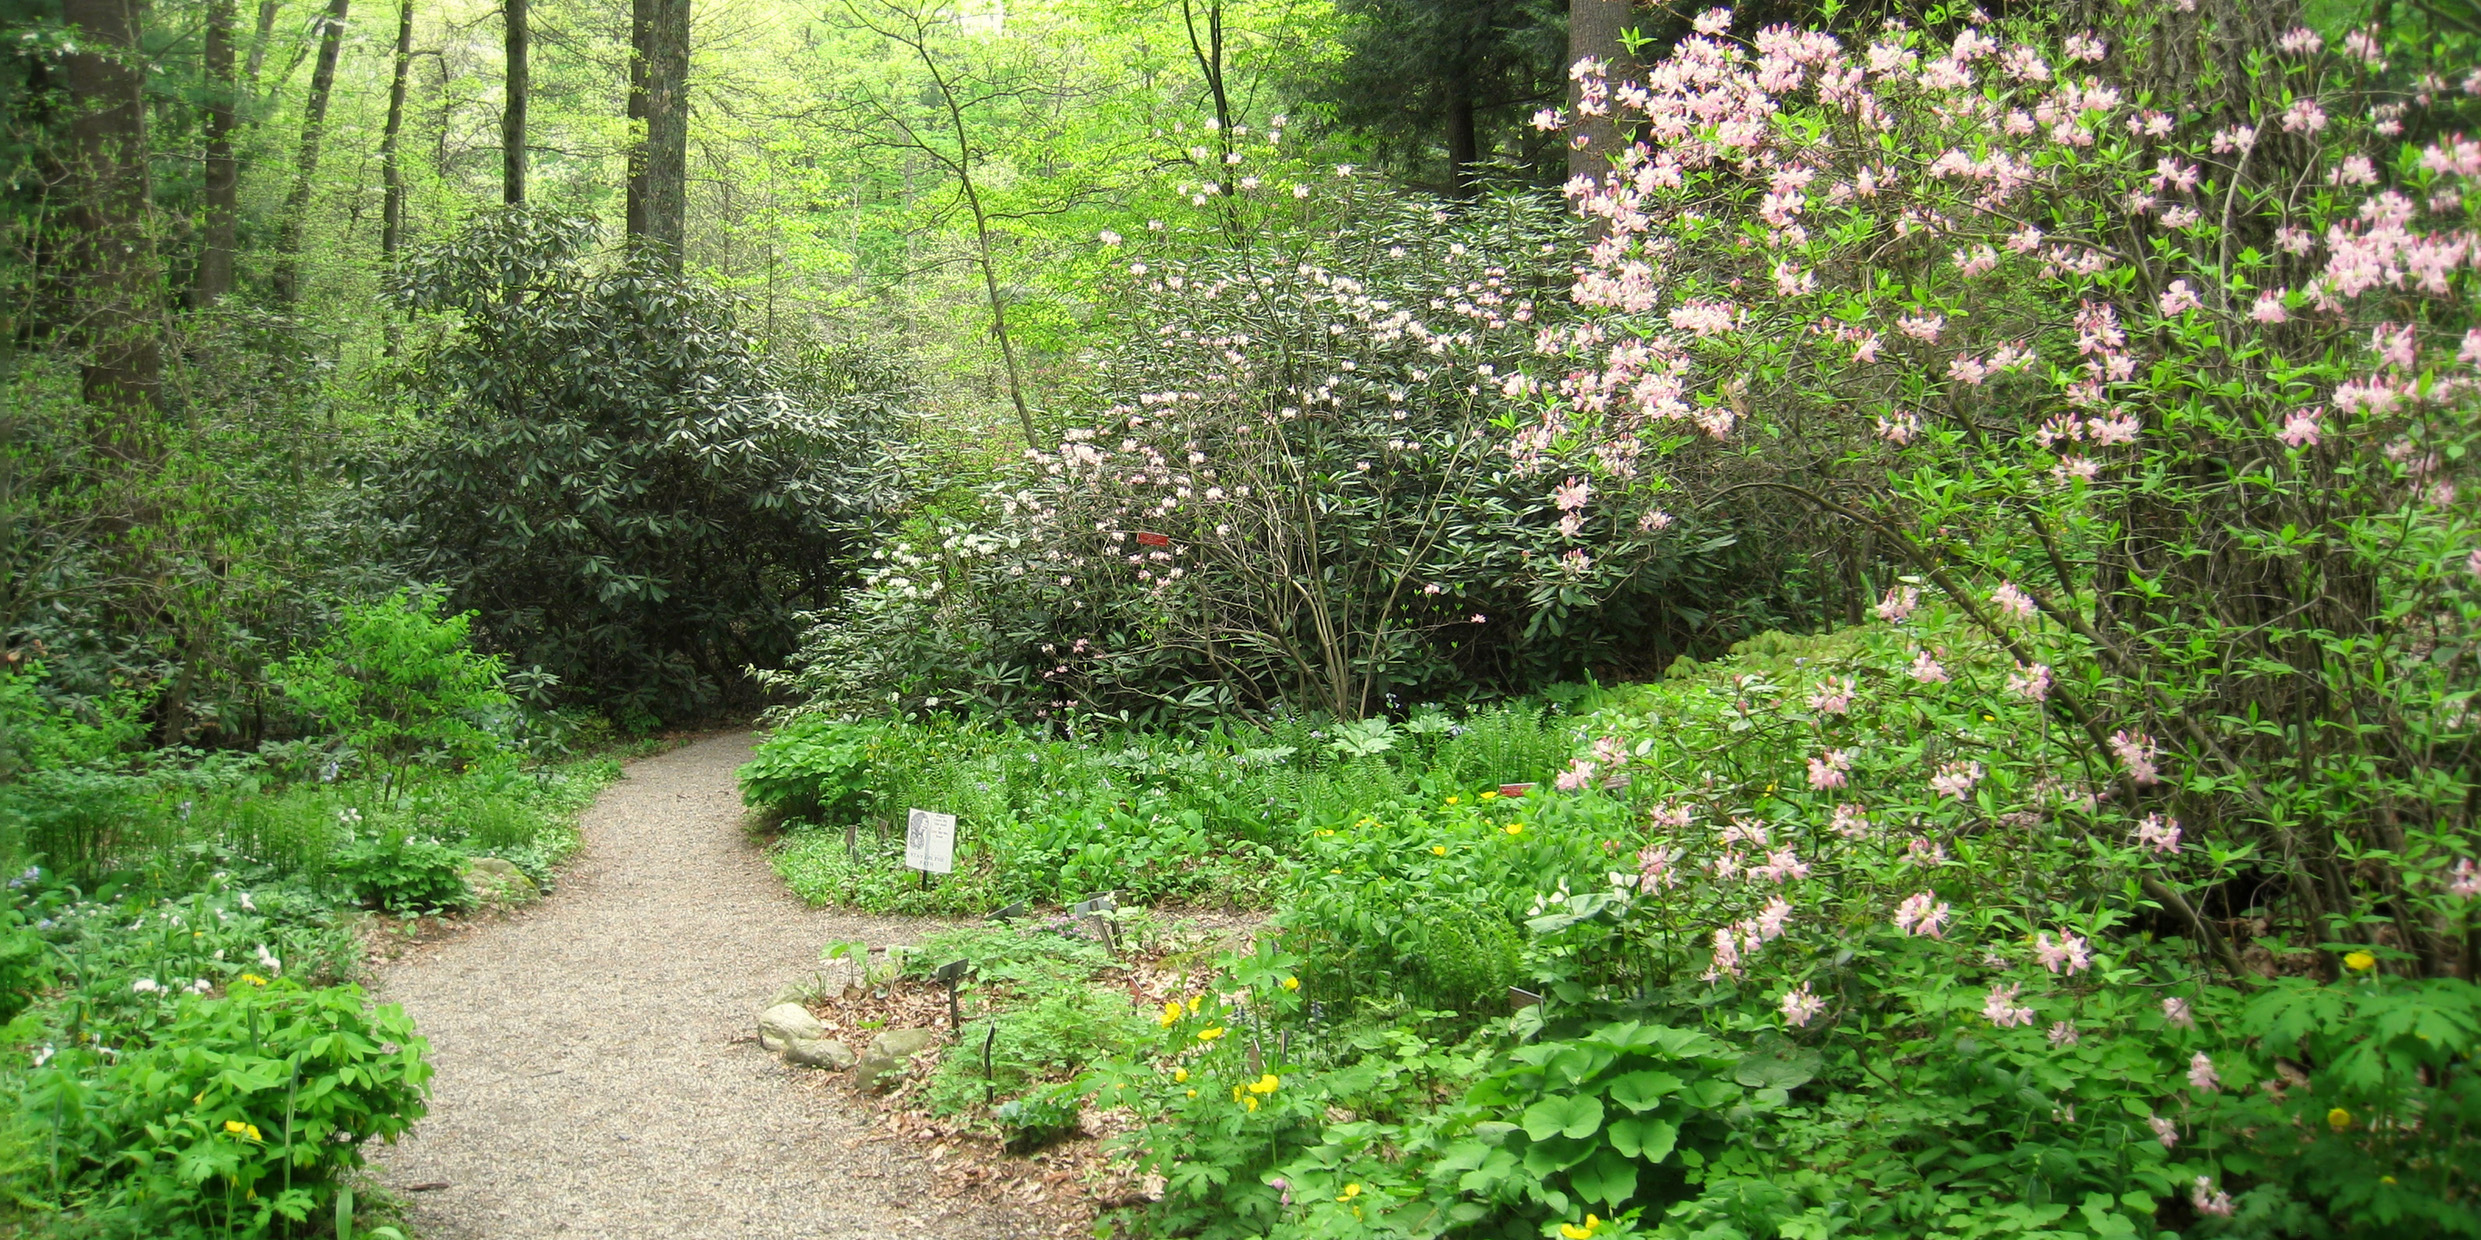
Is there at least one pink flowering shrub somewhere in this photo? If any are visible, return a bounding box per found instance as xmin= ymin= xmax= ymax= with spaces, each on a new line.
xmin=1525 ymin=1 xmax=2481 ymax=982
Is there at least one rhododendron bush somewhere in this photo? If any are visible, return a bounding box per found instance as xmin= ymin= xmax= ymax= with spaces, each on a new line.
xmin=1526 ymin=0 xmax=2481 ymax=979
xmin=769 ymin=193 xmax=1821 ymax=718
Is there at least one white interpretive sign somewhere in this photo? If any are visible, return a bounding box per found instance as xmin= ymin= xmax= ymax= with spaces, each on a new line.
xmin=905 ymin=808 xmax=956 ymax=874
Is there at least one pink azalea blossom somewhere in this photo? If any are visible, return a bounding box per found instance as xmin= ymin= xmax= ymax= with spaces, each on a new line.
xmin=2046 ymin=1020 xmax=2080 ymax=1047
xmin=1705 ymin=927 xmax=1743 ymax=980
xmin=1981 ymin=982 xmax=2035 ymax=1027
xmin=2149 ymin=1114 xmax=2180 ymax=1148
xmin=1780 ymin=982 xmax=1826 ymax=1027
xmin=1893 ymin=891 xmax=1951 ymax=938
xmin=1751 ymin=847 xmax=1811 ymax=883
xmin=2135 ymin=813 xmax=2183 ymax=854
xmin=1649 ymin=802 xmax=1694 ymax=831
xmin=2188 ymin=1051 xmax=2220 ymax=1093
xmin=2163 ymin=996 xmax=2195 ymax=1028
xmin=1909 ymin=651 xmax=1950 ymax=684
xmin=1991 ymin=582 xmax=2037 ymax=620
xmin=2278 ymin=407 xmax=2323 ymax=447
xmin=2250 ymin=290 xmax=2290 ymax=322
xmin=2007 ymin=662 xmax=2053 ymax=702
xmin=1637 ymin=844 xmax=1681 ymax=890
xmin=2108 ymin=730 xmax=2161 ymax=786
xmin=1806 ymin=676 xmax=1855 ymax=714
xmin=2191 ymin=1177 xmax=2235 ymax=1218
xmin=2157 ymin=280 xmax=2204 ymax=315
xmin=2035 ymin=930 xmax=2093 ymax=974
xmin=2447 ymin=857 xmax=2480 ymax=897
xmin=1831 ymin=803 xmax=1871 ymax=839
xmin=1552 ymin=477 xmax=1593 ymax=512
xmin=1808 ymin=749 xmax=1853 ymax=790
xmin=1555 ymin=759 xmax=1597 ymax=792
xmin=1929 ymin=760 xmax=1983 ymax=800
xmin=1875 ymin=586 xmax=1920 ymax=622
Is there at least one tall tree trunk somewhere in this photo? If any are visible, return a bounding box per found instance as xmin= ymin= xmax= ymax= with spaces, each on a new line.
xmin=198 ymin=0 xmax=238 ymax=304
xmin=60 ymin=0 xmax=163 ymax=437
xmin=1444 ymin=67 xmax=1480 ymax=199
xmin=625 ymin=0 xmax=690 ymax=265
xmin=269 ymin=0 xmax=349 ymax=306
xmin=1565 ymin=0 xmax=1635 ymax=188
xmin=503 ymin=0 xmax=527 ymax=204
xmin=379 ymin=0 xmax=413 ymax=351
xmin=244 ymin=0 xmax=281 ymax=85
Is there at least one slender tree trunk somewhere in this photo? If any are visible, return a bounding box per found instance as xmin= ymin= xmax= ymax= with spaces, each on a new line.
xmin=60 ymin=0 xmax=163 ymax=436
xmin=270 ymin=0 xmax=349 ymax=305
xmin=198 ymin=0 xmax=239 ymax=304
xmin=503 ymin=0 xmax=527 ymax=204
xmin=626 ymin=0 xmax=690 ymax=266
xmin=244 ymin=0 xmax=281 ymax=85
xmin=379 ymin=0 xmax=413 ymax=351
xmin=1565 ymin=0 xmax=1635 ymax=187
xmin=1444 ymin=66 xmax=1480 ymax=198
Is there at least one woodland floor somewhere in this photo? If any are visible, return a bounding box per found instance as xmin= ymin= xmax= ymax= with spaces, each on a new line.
xmin=369 ymin=732 xmax=1036 ymax=1238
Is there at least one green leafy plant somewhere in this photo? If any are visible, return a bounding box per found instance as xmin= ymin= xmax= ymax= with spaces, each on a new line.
xmin=332 ymin=830 xmax=474 ymax=914
xmin=272 ymin=589 xmax=513 ymax=788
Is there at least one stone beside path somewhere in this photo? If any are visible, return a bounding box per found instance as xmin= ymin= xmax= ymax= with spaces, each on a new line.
xmin=371 ymin=732 xmax=1021 ymax=1238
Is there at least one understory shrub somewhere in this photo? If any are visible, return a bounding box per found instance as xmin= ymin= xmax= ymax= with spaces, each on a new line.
xmin=372 ymin=208 xmax=917 ymax=724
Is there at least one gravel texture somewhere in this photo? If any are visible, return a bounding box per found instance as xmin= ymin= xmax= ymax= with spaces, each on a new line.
xmin=372 ymin=732 xmax=1018 ymax=1238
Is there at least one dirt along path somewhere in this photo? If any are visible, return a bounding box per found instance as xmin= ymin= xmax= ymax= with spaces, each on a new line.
xmin=372 ymin=732 xmax=1017 ymax=1239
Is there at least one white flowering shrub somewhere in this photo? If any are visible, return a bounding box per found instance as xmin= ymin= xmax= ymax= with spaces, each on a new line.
xmin=772 ymin=190 xmax=1822 ymax=719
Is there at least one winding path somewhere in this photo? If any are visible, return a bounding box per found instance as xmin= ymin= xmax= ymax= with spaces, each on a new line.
xmin=372 ymin=732 xmax=1012 ymax=1238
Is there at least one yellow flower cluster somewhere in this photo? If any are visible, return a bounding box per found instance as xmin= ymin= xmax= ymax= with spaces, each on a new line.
xmin=1560 ymin=1213 xmax=1603 ymax=1239
xmin=224 ymin=1120 xmax=262 ymax=1142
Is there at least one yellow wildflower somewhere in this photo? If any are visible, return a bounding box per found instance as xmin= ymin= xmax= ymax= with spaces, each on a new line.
xmin=1443 ymin=796 xmax=1460 ymax=806
xmin=1560 ymin=1214 xmax=1603 ymax=1239
xmin=1233 ymin=1085 xmax=1246 ymax=1102
xmin=1248 ymin=1073 xmax=1279 ymax=1095
xmin=2344 ymin=951 xmax=2376 ymax=972
xmin=1197 ymin=1026 xmax=1225 ymax=1043
xmin=1173 ymin=1068 xmax=1189 ymax=1083
xmin=1337 ymin=1183 xmax=1362 ymax=1202
xmin=224 ymin=1120 xmax=261 ymax=1142
xmin=1281 ymin=976 xmax=1299 ymax=991
xmin=1186 ymin=1089 xmax=1197 ymax=1098
xmin=239 ymin=974 xmax=267 ymax=987
xmin=1432 ymin=845 xmax=1447 ymax=856
xmin=1244 ymin=1097 xmax=1258 ymax=1112
xmin=1480 ymin=791 xmax=1499 ymax=801
xmin=2328 ymin=1107 xmax=2354 ymax=1132
xmin=1159 ymin=1001 xmax=1183 ymax=1028
xmin=1188 ymin=994 xmax=1202 ymax=1014
xmin=1504 ymin=823 xmax=1524 ymax=836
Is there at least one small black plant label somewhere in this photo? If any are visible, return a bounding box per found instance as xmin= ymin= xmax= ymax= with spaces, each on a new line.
xmin=1508 ymin=986 xmax=1542 ymax=1011
xmin=987 ymin=899 xmax=1028 ymax=923
xmin=904 ymin=808 xmax=955 ymax=874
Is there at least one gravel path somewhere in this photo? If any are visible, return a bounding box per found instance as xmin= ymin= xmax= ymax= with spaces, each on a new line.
xmin=372 ymin=732 xmax=1014 ymax=1238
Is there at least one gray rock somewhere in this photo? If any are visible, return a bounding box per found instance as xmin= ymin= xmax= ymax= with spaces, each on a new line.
xmin=462 ymin=857 xmax=539 ymax=905
xmin=758 ymin=1003 xmax=825 ymax=1053
xmin=852 ymin=1053 xmax=904 ymax=1094
xmin=870 ymin=1027 xmax=938 ymax=1059
xmin=784 ymin=1036 xmax=854 ymax=1070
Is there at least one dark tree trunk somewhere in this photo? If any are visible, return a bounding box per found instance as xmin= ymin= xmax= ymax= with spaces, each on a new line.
xmin=1565 ymin=0 xmax=1635 ymax=187
xmin=503 ymin=0 xmax=527 ymax=204
xmin=60 ymin=0 xmax=163 ymax=435
xmin=1444 ymin=67 xmax=1480 ymax=198
xmin=198 ymin=0 xmax=239 ymax=304
xmin=270 ymin=0 xmax=350 ymax=305
xmin=626 ymin=0 xmax=690 ymax=265
xmin=380 ymin=0 xmax=414 ymax=351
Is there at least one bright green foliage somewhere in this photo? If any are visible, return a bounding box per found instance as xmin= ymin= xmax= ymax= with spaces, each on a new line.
xmin=906 ymin=922 xmax=1153 ymax=1128
xmin=11 ymin=979 xmax=430 ymax=1238
xmin=273 ymin=590 xmax=513 ymax=779
xmin=742 ymin=702 xmax=1586 ymax=915
xmin=373 ymin=209 xmax=914 ymax=724
xmin=331 ymin=832 xmax=474 ymax=915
